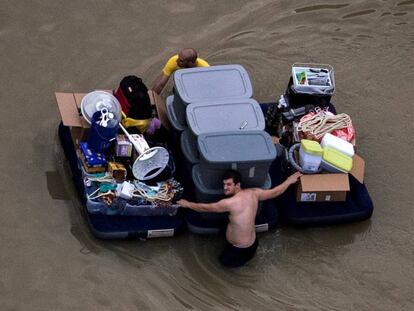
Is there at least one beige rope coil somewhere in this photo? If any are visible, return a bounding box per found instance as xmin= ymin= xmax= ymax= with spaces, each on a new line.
xmin=131 ymin=183 xmax=174 ymax=202
xmin=296 ymin=110 xmax=353 ymax=140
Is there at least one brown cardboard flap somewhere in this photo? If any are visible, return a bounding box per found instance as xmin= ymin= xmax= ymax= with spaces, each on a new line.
xmin=350 ymin=154 xmax=365 ymax=183
xmin=148 ymin=90 xmax=171 ymax=131
xmin=300 ymin=173 xmax=350 ymax=192
xmin=73 ymin=93 xmax=86 ymax=108
xmin=73 ymin=93 xmax=90 ymax=128
xmin=55 ymin=92 xmax=82 ymax=127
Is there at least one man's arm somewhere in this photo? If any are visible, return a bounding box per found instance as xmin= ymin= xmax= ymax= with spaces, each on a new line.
xmin=177 ymin=198 xmax=229 ymax=213
xmin=151 ymin=73 xmax=170 ymax=95
xmin=255 ymin=172 xmax=302 ymax=201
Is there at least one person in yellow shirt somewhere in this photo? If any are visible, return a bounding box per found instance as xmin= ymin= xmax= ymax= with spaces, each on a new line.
xmin=151 ymin=48 xmax=209 ymax=94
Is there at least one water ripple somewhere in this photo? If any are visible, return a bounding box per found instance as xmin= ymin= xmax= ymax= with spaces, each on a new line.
xmin=342 ymin=9 xmax=377 ymax=19
xmin=294 ymin=4 xmax=349 ymax=13
xmin=227 ymin=30 xmax=257 ymax=41
xmin=393 ymin=12 xmax=408 ymax=16
xmin=397 ymin=0 xmax=414 ymax=6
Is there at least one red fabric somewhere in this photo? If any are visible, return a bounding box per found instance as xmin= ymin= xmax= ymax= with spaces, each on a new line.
xmin=331 ymin=127 xmax=355 ymax=142
xmin=114 ymin=87 xmax=131 ymax=115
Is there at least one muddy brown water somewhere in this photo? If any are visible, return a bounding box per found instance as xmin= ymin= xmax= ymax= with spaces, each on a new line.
xmin=0 ymin=1 xmax=413 ymax=310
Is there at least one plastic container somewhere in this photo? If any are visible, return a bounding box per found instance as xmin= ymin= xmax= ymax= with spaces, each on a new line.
xmin=186 ymin=98 xmax=265 ymax=136
xmin=58 ymin=122 xmax=184 ymax=240
xmin=287 ymin=63 xmax=334 ymax=109
xmin=299 ymin=139 xmax=323 ymax=173
xmin=173 ymin=64 xmax=253 ymax=125
xmin=320 ymin=133 xmax=355 ymax=157
xmin=82 ymin=172 xmax=179 ymax=217
xmin=291 ymin=63 xmax=335 ymax=95
xmin=165 ymin=95 xmax=186 ymax=132
xmin=197 ymin=131 xmax=276 ymax=188
xmin=180 ymin=129 xmax=199 ymax=182
xmin=180 ymin=128 xmax=199 ymax=164
xmin=192 ymin=164 xmax=272 ymax=202
xmin=321 ymin=146 xmax=353 ymax=173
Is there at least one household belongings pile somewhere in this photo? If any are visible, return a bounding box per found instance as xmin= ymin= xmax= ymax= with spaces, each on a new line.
xmin=165 ymin=64 xmax=276 ymax=203
xmin=267 ymin=63 xmax=365 ymax=202
xmin=55 ymin=77 xmax=183 ymax=216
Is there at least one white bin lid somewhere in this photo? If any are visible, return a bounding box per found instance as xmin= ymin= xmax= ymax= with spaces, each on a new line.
xmin=198 ymin=131 xmax=276 ymax=163
xmin=186 ymin=98 xmax=265 ymax=136
xmin=174 ymin=64 xmax=253 ymax=103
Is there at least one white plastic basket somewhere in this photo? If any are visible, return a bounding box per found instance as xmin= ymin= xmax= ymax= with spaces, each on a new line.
xmin=291 ymin=63 xmax=335 ymax=95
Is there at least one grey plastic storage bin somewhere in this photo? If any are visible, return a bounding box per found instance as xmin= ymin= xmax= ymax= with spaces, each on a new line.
xmin=197 ymin=131 xmax=276 ymax=188
xmin=192 ymin=164 xmax=272 ymax=203
xmin=180 ymin=128 xmax=199 ymax=164
xmin=186 ymin=98 xmax=265 ymax=136
xmin=173 ymin=64 xmax=253 ymax=125
xmin=166 ymin=95 xmax=186 ymax=132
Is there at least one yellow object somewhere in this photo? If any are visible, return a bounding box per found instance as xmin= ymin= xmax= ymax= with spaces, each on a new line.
xmin=108 ymin=162 xmax=127 ymax=182
xmin=322 ymin=146 xmax=353 ymax=172
xmin=162 ymin=54 xmax=210 ymax=76
xmin=121 ymin=111 xmax=151 ymax=133
xmin=300 ymin=139 xmax=323 ymax=156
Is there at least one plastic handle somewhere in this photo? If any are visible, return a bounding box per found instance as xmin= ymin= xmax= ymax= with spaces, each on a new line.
xmin=192 ymin=167 xmax=203 ymax=186
xmin=181 ymin=132 xmax=199 ymax=164
xmin=288 ymin=143 xmax=322 ymax=174
xmin=175 ymin=77 xmax=183 ymax=96
xmin=255 ymin=105 xmax=265 ymax=127
xmin=242 ymin=72 xmax=249 ymax=94
xmin=168 ymin=101 xmax=179 ymax=123
xmin=187 ymin=111 xmax=195 ymax=130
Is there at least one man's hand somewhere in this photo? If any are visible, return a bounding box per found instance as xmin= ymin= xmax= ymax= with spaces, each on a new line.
xmin=286 ymin=171 xmax=302 ymax=185
xmin=177 ymin=199 xmax=190 ymax=208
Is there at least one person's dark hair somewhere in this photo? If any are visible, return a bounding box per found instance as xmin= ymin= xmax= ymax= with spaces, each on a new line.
xmin=222 ymin=169 xmax=242 ymax=185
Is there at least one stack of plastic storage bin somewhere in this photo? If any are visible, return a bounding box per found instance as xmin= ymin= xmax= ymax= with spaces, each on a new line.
xmin=165 ymin=65 xmax=278 ymax=234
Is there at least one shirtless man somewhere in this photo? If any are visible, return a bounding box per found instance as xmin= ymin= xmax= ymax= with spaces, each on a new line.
xmin=178 ymin=170 xmax=302 ymax=267
xmin=151 ymin=48 xmax=209 ymax=94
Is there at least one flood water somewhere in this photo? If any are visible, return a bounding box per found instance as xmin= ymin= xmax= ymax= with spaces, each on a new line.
xmin=1 ymin=1 xmax=413 ymax=310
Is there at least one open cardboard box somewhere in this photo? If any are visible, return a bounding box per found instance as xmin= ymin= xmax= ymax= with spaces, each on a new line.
xmin=55 ymin=92 xmax=92 ymax=146
xmin=55 ymin=89 xmax=170 ymax=145
xmin=296 ymin=154 xmax=365 ymax=202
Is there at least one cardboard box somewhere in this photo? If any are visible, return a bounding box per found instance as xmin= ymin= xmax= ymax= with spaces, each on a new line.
xmin=296 ymin=154 xmax=365 ymax=202
xmin=55 ymin=92 xmax=91 ymax=146
xmin=55 ymin=90 xmax=116 ymax=145
xmin=115 ymin=134 xmax=132 ymax=157
xmin=148 ymin=90 xmax=172 ymax=132
xmin=108 ymin=162 xmax=127 ymax=183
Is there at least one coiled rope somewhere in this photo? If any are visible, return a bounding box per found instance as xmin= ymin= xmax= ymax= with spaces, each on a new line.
xmin=296 ymin=109 xmax=352 ymax=140
xmin=131 ymin=183 xmax=174 ymax=202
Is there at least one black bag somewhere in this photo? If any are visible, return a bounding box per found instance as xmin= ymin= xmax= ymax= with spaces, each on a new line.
xmin=286 ymin=77 xmax=332 ymax=108
xmin=114 ymin=75 xmax=153 ymax=120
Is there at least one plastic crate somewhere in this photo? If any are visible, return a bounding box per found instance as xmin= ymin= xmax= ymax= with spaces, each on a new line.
xmin=186 ymin=98 xmax=264 ymax=136
xmin=173 ymin=64 xmax=253 ymax=125
xmin=197 ymin=131 xmax=276 ymax=188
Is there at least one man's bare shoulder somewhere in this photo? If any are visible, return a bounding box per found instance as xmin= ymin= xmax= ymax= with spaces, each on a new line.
xmin=240 ymin=188 xmax=262 ymax=197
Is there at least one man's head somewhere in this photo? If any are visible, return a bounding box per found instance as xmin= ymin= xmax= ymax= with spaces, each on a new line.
xmin=177 ymin=48 xmax=198 ymax=68
xmin=222 ymin=170 xmax=242 ymax=196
